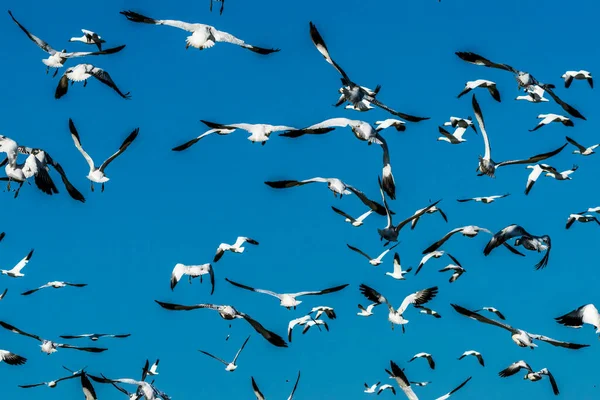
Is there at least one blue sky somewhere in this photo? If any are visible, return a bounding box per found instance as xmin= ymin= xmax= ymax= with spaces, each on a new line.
xmin=0 ymin=0 xmax=598 ymax=398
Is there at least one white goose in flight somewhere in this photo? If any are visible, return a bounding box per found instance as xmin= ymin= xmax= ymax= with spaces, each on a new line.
xmin=555 ymin=304 xmax=600 ymax=337
xmin=499 ymin=361 xmax=559 ymax=396
xmin=422 ymin=226 xmax=491 ymax=253
xmin=8 ymin=11 xmax=125 ymax=76
xmin=377 ymin=384 xmax=396 ymax=395
xmin=386 ymin=253 xmax=412 ymax=280
xmin=408 ymin=353 xmax=435 ymax=369
xmin=376 ymin=119 xmax=406 ymax=132
xmin=89 ymin=376 xmax=168 ymax=400
xmin=59 ymin=333 xmax=131 ymax=341
xmin=437 ymin=126 xmax=469 ymax=144
xmin=0 ymin=321 xmax=107 ymax=355
xmin=225 ymin=278 xmax=348 ymax=310
xmin=287 ymin=316 xmax=311 ymax=342
xmin=214 ymin=236 xmax=259 ymax=262
xmin=410 ymin=204 xmax=447 ymax=229
xmin=562 ymin=70 xmax=593 ymax=88
xmin=364 ymin=382 xmax=380 ymax=394
xmin=515 ymin=85 xmax=549 ymax=103
xmin=566 ymin=214 xmax=600 ymax=229
xmin=544 ymin=164 xmax=578 ymax=180
xmin=529 ymin=114 xmax=574 ymax=132
xmin=69 ymin=119 xmax=139 ymax=192
xmin=457 ymin=79 xmax=500 ymax=102
xmin=456 ymin=194 xmax=509 ymax=204
xmin=444 ymin=116 xmax=476 ymax=133
xmin=458 ymin=350 xmax=484 ymax=367
xmin=56 ymin=64 xmax=131 ymax=99
xmin=198 ymin=336 xmax=250 ymax=372
xmin=0 ymin=349 xmax=26 ymax=366
xmin=439 ymin=254 xmax=466 ymax=283
xmin=566 ymin=136 xmax=598 ymax=156
xmin=280 ymin=118 xmax=383 ymax=145
xmin=524 ymin=164 xmax=558 ymax=195
xmin=472 ymin=94 xmax=568 ymax=177
xmin=331 ymin=206 xmax=373 ymax=227
xmin=1 ymin=249 xmax=34 ymax=278
xmin=308 ymin=306 xmax=337 ymax=320
xmin=265 ymin=177 xmax=351 ymax=198
xmin=21 ymin=281 xmax=87 ymax=296
xmin=251 ymin=371 xmax=300 ymax=400
xmin=142 ymin=359 xmax=160 ymax=379
xmin=171 ymin=127 xmax=236 ymax=151
xmin=347 ymin=243 xmax=399 ymax=266
xmin=357 ymin=303 xmax=378 ymax=317
xmin=155 ymin=300 xmax=287 ymax=347
xmin=170 ymin=263 xmax=214 ymax=293
xmin=20 ymin=373 xmax=85 ymax=389
xmin=451 ymin=304 xmax=588 ymax=350
xmin=359 ymin=284 xmax=438 ymax=331
xmin=414 ymin=251 xmax=445 ymax=276
xmin=201 ymin=120 xmax=296 ymax=145
xmin=484 ymin=224 xmax=550 ymax=269
xmin=120 ymin=10 xmax=279 ymax=54
xmin=70 ymin=30 xmax=106 ymax=51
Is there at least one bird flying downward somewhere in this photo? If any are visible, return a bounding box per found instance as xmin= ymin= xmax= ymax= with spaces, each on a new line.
xmin=251 ymin=371 xmax=300 ymax=400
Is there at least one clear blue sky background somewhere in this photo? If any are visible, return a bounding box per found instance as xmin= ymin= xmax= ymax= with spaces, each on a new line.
xmin=0 ymin=0 xmax=598 ymax=398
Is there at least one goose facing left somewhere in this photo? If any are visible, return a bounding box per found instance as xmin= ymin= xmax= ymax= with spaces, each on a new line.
xmin=8 ymin=11 xmax=125 ymax=76
xmin=198 ymin=336 xmax=250 ymax=372
xmin=120 ymin=10 xmax=279 ymax=54
xmin=69 ymin=29 xmax=106 ymax=51
xmin=56 ymin=64 xmax=131 ymax=99
xmin=1 ymin=249 xmax=34 ymax=278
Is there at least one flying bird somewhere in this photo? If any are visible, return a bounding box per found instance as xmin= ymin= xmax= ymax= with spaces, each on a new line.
xmin=198 ymin=336 xmax=250 ymax=372
xmin=439 ymin=254 xmax=466 ymax=283
xmin=544 ymin=164 xmax=578 ymax=180
xmin=170 ymin=263 xmax=214 ymax=293
xmin=171 ymin=127 xmax=236 ymax=151
xmin=364 ymin=382 xmax=380 ymax=394
xmin=1 ymin=249 xmax=34 ymax=278
xmin=201 ymin=120 xmax=296 ymax=146
xmin=59 ymin=333 xmax=131 ymax=341
xmin=566 ymin=214 xmax=600 ymax=229
xmin=154 ymin=301 xmax=287 ymax=347
xmin=56 ymin=64 xmax=131 ymax=99
xmin=376 ymin=119 xmax=406 ymax=132
xmin=251 ymin=372 xmax=300 ymax=400
xmin=0 ymin=349 xmax=26 ymax=366
xmin=21 ymin=281 xmax=87 ymax=296
xmin=566 ymin=136 xmax=598 ymax=156
xmin=444 ymin=116 xmax=476 ymax=132
xmin=529 ymin=114 xmax=574 ymax=132
xmin=416 ymin=305 xmax=442 ymax=319
xmin=265 ymin=177 xmax=351 ymax=198
xmin=499 ymin=361 xmax=559 ymax=396
xmin=377 ymin=384 xmax=396 ymax=395
xmin=437 ymin=126 xmax=469 ymax=144
xmin=422 ymin=226 xmax=491 ymax=254
xmin=347 ymin=243 xmax=398 ymax=266
xmin=514 ymin=234 xmax=552 ymax=269
xmin=476 ymin=307 xmax=506 ymax=320
xmin=482 ymin=224 xmax=533 ymax=257
xmin=457 ymin=79 xmax=501 ymax=102
xmin=525 ymin=164 xmax=559 ymax=195
xmin=213 ymin=236 xmax=259 ymax=262
xmin=515 ymin=85 xmax=549 ymax=102
xmin=280 ymin=118 xmax=383 ymax=145
xmin=120 ymin=10 xmax=279 ymax=54
xmin=410 ymin=204 xmax=447 ymax=230
xmin=69 ymin=29 xmax=106 ymax=51
xmin=287 ymin=316 xmax=312 ymax=342
xmin=386 ymin=253 xmax=412 ymax=280
xmin=142 ymin=359 xmax=160 ymax=380
xmin=69 ymin=119 xmax=139 ymax=192
xmin=357 ymin=303 xmax=378 ymax=317
xmin=88 ymin=376 xmax=168 ymax=400
xmin=331 ymin=206 xmax=373 ymax=227
xmin=458 ymin=350 xmax=484 ymax=366
xmin=308 ymin=306 xmax=337 ymax=320
xmin=408 ymin=353 xmax=435 ymax=370
xmin=456 ymin=194 xmax=509 ymax=204
xmin=19 ymin=373 xmax=82 ymax=388
xmin=555 ymin=304 xmax=600 ymax=337
xmin=415 ymin=251 xmax=445 ymax=276
xmin=562 ymin=70 xmax=593 ymax=88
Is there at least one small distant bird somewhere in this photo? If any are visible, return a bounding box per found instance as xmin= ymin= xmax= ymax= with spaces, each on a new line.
xmin=410 ymin=204 xmax=448 ymax=230
xmin=120 ymin=11 xmax=279 ymax=54
xmin=308 ymin=306 xmax=337 ymax=320
xmin=566 ymin=136 xmax=598 ymax=156
xmin=225 ymin=278 xmax=348 ymax=310
xmin=59 ymin=333 xmax=131 ymax=341
xmin=437 ymin=126 xmax=469 ymax=144
xmin=171 ymin=128 xmax=236 ymax=151
xmin=458 ymin=350 xmax=484 ymax=367
xmin=457 ymin=194 xmax=510 ymax=204
xmin=439 ymin=254 xmax=466 ymax=283
xmin=331 ymin=206 xmax=373 ymax=227
xmin=516 ymin=85 xmax=549 ymax=103
xmin=0 ymin=321 xmax=107 ymax=355
xmin=213 ymin=237 xmax=259 ymax=262
xmin=0 ymin=288 xmax=7 ymax=300
xmin=20 ymin=373 xmax=83 ymax=388
xmin=416 ymin=305 xmax=442 ymax=319
xmin=0 ymin=349 xmax=26 ymax=366
xmin=562 ymin=70 xmax=593 ymax=88
xmin=251 ymin=371 xmax=300 ymax=400
xmin=170 ymin=263 xmax=214 ymax=293
xmin=476 ymin=307 xmax=506 ymax=320
xmin=1 ymin=250 xmax=34 ymax=278
xmin=364 ymin=382 xmax=380 ymax=394
xmin=347 ymin=243 xmax=398 ymax=266
xmin=529 ymin=114 xmax=574 ymax=132
xmin=376 ymin=119 xmax=406 ymax=132
xmin=499 ymin=361 xmax=559 ymax=396
xmin=56 ymin=64 xmax=131 ymax=99
xmin=422 ymin=226 xmax=491 ymax=254
xmin=357 ymin=303 xmax=378 ymax=317
xmin=386 ymin=253 xmax=412 ymax=280
xmin=21 ymin=281 xmax=87 ymax=296
xmin=544 ymin=165 xmax=578 ymax=180
xmin=68 ymin=119 xmax=139 ymax=192
xmin=202 ymin=120 xmax=296 ymax=146
xmin=444 ymin=116 xmax=476 ymax=132
xmin=69 ymin=29 xmax=106 ymax=51
xmin=555 ymin=304 xmax=600 ymax=336
xmin=377 ymin=384 xmax=396 ymax=395
xmin=415 ymin=251 xmax=445 ymax=275
xmin=142 ymin=359 xmax=160 ymax=380
xmin=525 ymin=164 xmax=557 ymax=195
xmin=566 ymin=214 xmax=600 ymax=229
xmin=457 ymin=79 xmax=501 ymax=102
xmin=198 ymin=336 xmax=250 ymax=372
xmin=408 ymin=352 xmax=435 ymax=369
xmin=266 ymin=177 xmax=351 ymax=198
xmin=287 ymin=316 xmax=312 ymax=342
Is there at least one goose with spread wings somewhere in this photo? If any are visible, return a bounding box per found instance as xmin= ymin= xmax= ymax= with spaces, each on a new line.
xmin=120 ymin=10 xmax=279 ymax=54
xmin=198 ymin=336 xmax=250 ymax=372
xmin=347 ymin=243 xmax=398 ymax=266
xmin=89 ymin=376 xmax=168 ymax=400
xmin=69 ymin=29 xmax=106 ymax=51
xmin=55 ymin=64 xmax=131 ymax=99
xmin=225 ymin=278 xmax=348 ymax=310
xmin=458 ymin=351 xmax=484 ymax=367
xmin=566 ymin=213 xmax=600 ymax=229
xmin=529 ymin=114 xmax=573 ymax=132
xmin=499 ymin=361 xmax=559 ymax=396
xmin=154 ymin=300 xmax=287 ymax=347
xmin=251 ymin=371 xmax=300 ymax=400
xmin=1 ymin=249 xmax=34 ymax=278
xmin=388 ymin=361 xmax=472 ymax=400
xmin=69 ymin=119 xmax=139 ymax=192
xmin=201 ymin=120 xmax=296 ymax=145
xmin=484 ymin=224 xmax=549 ymax=269
xmin=457 ymin=79 xmax=501 ymax=102
xmin=386 ymin=253 xmax=412 ymax=280
xmin=422 ymin=226 xmax=491 ymax=253
xmin=214 ymin=236 xmax=258 ymax=262
xmin=19 ymin=372 xmax=83 ymax=388
xmin=566 ymin=136 xmax=598 ymax=156
xmin=21 ymin=281 xmax=87 ymax=296
xmin=280 ymin=118 xmax=383 ymax=145
xmin=170 ymin=263 xmax=214 ymax=293
xmin=439 ymin=254 xmax=466 ymax=283
xmin=410 ymin=204 xmax=447 ymax=230
xmin=0 ymin=321 xmax=107 ymax=355
xmin=309 ymin=22 xmax=427 ymax=122
xmin=408 ymin=353 xmax=435 ymax=370
xmin=171 ymin=127 xmax=236 ymax=151
xmin=332 ymin=206 xmax=373 ymax=227
xmin=8 ymin=11 xmax=125 ymax=76
xmin=562 ymin=70 xmax=593 ymax=88
xmin=359 ymin=284 xmax=438 ymax=331
xmin=457 ymin=194 xmax=509 ymax=204
xmin=59 ymin=333 xmax=131 ymax=341
xmin=471 ymin=94 xmax=568 ymax=177
xmin=555 ymin=304 xmax=600 ymax=337
xmin=451 ymin=304 xmax=588 ymax=350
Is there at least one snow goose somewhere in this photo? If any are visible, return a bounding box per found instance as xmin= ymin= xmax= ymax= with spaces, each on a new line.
xmin=529 ymin=114 xmax=573 ymax=132
xmin=198 ymin=336 xmax=249 ymax=372
xmin=214 ymin=237 xmax=258 ymax=262
xmin=302 ymin=318 xmax=328 ymax=335
xmin=265 ymin=177 xmax=351 ymax=198
xmin=386 ymin=253 xmax=412 ymax=280
xmin=435 ymin=377 xmax=472 ymax=400
xmin=170 ymin=263 xmax=214 ymax=293
xmin=280 ymin=118 xmax=382 ymax=144
xmin=555 ymin=304 xmax=600 ymax=336
xmin=410 ymin=204 xmax=447 ymax=230
xmin=566 ymin=136 xmax=598 ymax=156
xmin=331 ymin=206 xmax=373 ymax=227
xmin=0 ymin=321 xmax=107 ymax=354
xmin=472 ymin=94 xmax=568 ymax=177
xmin=451 ymin=304 xmax=588 ymax=350
xmin=89 ymin=376 xmax=167 ymax=400
xmin=524 ymin=164 xmax=558 ymax=195
xmin=437 ymin=126 xmax=468 ymax=144
xmin=457 ymin=194 xmax=509 ymax=204
xmin=545 ymin=164 xmax=578 ymax=180
xmin=562 ymin=70 xmax=593 ymax=88
xmin=225 ymin=278 xmax=348 ymax=310
xmin=80 ymin=373 xmax=98 ymax=400
xmin=8 ymin=11 xmax=125 ymax=76
xmin=458 ymin=350 xmax=484 ymax=366
xmin=414 ymin=251 xmax=445 ymax=276
xmin=408 ymin=353 xmax=435 ymax=370
xmin=364 ymin=382 xmax=380 ymax=394
xmin=120 ymin=11 xmax=279 ymax=54
xmin=422 ymin=226 xmax=491 ymax=253
xmin=171 ymin=127 xmax=235 ymax=151
xmin=387 ymin=361 xmax=418 ymax=399
xmin=309 ymin=22 xmax=428 ymax=122
xmin=69 ymin=30 xmax=105 ymax=51
xmin=515 ymin=85 xmax=549 ymax=102
xmin=376 ymin=119 xmax=406 ymax=132
xmin=439 ymin=254 xmax=466 ymax=283
xmin=21 ymin=281 xmax=86 ymax=296
xmin=251 ymin=371 xmax=300 ymax=400
xmin=154 ymin=301 xmax=287 ymax=347
xmin=347 ymin=243 xmax=398 ymax=266
xmin=476 ymin=307 xmax=506 ymax=320
xmin=484 ymin=224 xmax=550 ymax=267
xmin=1 ymin=249 xmax=34 ymax=278
xmin=20 ymin=373 xmax=83 ymax=388
xmin=347 ymin=184 xmax=390 ymax=216
xmin=416 ymin=305 xmax=442 ymax=319
xmin=358 ymin=303 xmax=378 ymax=317
xmin=202 ymin=120 xmax=296 ymax=145
xmin=0 ymin=349 xmax=26 ymax=366
xmin=380 ymin=138 xmax=397 ymax=199
xmin=142 ymin=359 xmax=159 ymax=379
xmin=377 ymin=384 xmax=396 ymax=395
xmin=514 ymin=234 xmax=552 ymax=269
xmin=56 ymin=64 xmax=131 ymax=99
xmin=69 ymin=119 xmax=139 ymax=192
xmin=566 ymin=214 xmax=600 ymax=229
xmin=308 ymin=306 xmax=336 ymax=320
xmin=499 ymin=362 xmax=559 ymax=396
xmin=59 ymin=333 xmax=131 ymax=341
xmin=359 ymin=284 xmax=438 ymax=331
xmin=444 ymin=117 xmax=476 ymax=133
xmin=457 ymin=79 xmax=501 ymax=102
xmin=287 ymin=316 xmax=311 ymax=342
